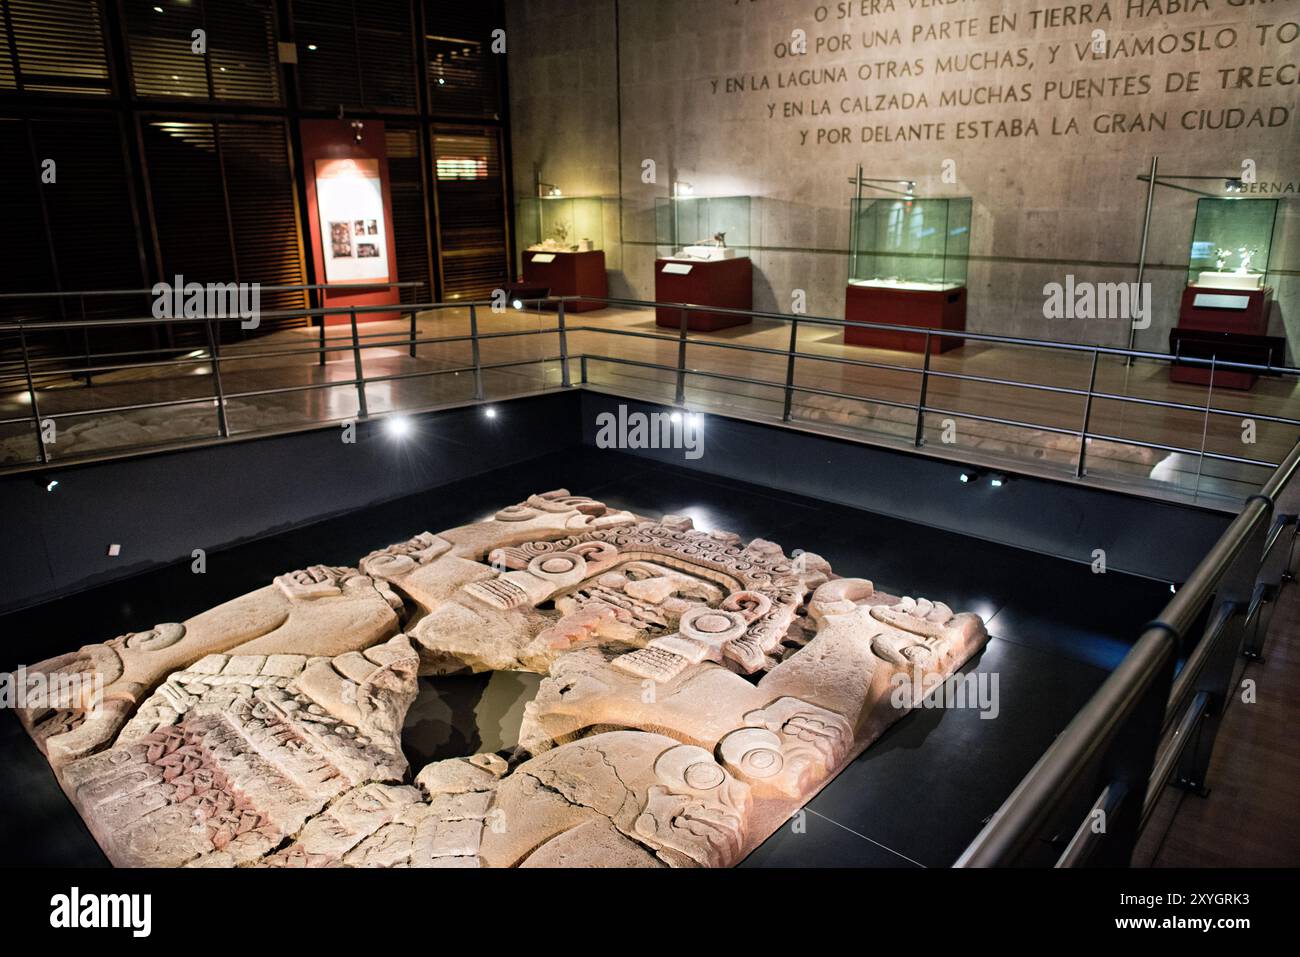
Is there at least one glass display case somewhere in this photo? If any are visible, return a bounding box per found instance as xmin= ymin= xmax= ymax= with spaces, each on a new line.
xmin=848 ymin=196 xmax=972 ymax=290
xmin=518 ymin=196 xmax=604 ymax=253
xmin=1186 ymin=198 xmax=1279 ymax=290
xmin=655 ymin=196 xmax=752 ymax=260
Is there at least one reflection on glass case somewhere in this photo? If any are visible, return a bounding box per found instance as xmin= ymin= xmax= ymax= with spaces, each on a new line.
xmin=519 ymin=196 xmax=604 ymax=253
xmin=1187 ymin=198 xmax=1278 ymax=290
xmin=849 ymin=196 xmax=971 ymax=290
xmin=655 ymin=196 xmax=752 ymax=260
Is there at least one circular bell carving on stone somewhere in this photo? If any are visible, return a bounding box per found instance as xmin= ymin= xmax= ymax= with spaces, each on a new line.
xmin=719 ymin=727 xmax=785 ymax=778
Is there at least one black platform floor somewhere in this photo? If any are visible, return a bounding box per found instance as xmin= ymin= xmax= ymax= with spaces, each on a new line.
xmin=0 ymin=447 xmax=1170 ymax=867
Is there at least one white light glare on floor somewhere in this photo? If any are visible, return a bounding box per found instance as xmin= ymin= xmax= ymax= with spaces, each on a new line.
xmin=385 ymin=415 xmax=412 ymax=439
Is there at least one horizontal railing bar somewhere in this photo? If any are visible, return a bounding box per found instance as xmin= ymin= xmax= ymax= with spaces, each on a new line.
xmin=1084 ymin=431 xmax=1279 ymax=468
xmin=0 ymin=281 xmax=426 ymax=300
xmin=575 ymin=296 xmax=1300 ymax=376
xmin=574 ymin=323 xmax=1300 ymax=428
xmin=11 ymin=326 xmax=561 ymax=383
xmin=1056 ymin=781 xmax=1127 ymax=868
xmin=21 ymin=356 xmax=565 ymax=415
xmin=6 ymin=293 xmax=1300 ymax=379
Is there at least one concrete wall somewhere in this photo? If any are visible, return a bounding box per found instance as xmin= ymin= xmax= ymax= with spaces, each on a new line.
xmin=506 ymin=0 xmax=1299 ymax=353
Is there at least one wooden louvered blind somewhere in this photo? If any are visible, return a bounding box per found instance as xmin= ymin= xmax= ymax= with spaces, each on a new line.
xmin=31 ymin=117 xmax=145 ymax=299
xmin=0 ymin=115 xmax=145 ymax=363
xmin=424 ymin=0 xmax=501 ymax=119
xmin=431 ymin=127 xmax=508 ymax=299
xmin=123 ymin=0 xmax=281 ymax=105
xmin=142 ymin=118 xmax=305 ymax=340
xmin=385 ymin=125 xmax=432 ymax=304
xmin=294 ymin=0 xmax=417 ymax=112
xmin=0 ymin=0 xmax=112 ymax=95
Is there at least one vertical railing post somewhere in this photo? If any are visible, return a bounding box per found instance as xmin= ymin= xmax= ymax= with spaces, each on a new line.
xmin=350 ymin=307 xmax=369 ymax=418
xmin=676 ymin=306 xmax=689 ymax=406
xmin=1076 ymin=347 xmax=1101 ymax=478
xmin=205 ymin=317 xmax=230 ymax=438
xmin=17 ymin=322 xmax=48 ymax=465
xmin=580 ymin=354 xmax=589 ymax=386
xmin=469 ymin=302 xmax=484 ymax=400
xmin=1193 ymin=353 xmax=1216 ymax=497
xmin=318 ymin=313 xmax=327 ymax=367
xmin=557 ymin=299 xmax=571 ymax=388
xmin=79 ymin=293 xmax=93 ymax=387
xmin=913 ymin=331 xmax=932 ymax=447
xmin=408 ymin=308 xmax=417 ymax=359
xmin=782 ymin=316 xmax=799 ymax=422
xmin=1128 ymin=155 xmax=1159 ymax=364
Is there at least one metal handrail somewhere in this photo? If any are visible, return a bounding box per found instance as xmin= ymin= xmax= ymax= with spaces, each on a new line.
xmin=0 ymin=281 xmax=426 ymax=301
xmin=4 ymin=293 xmax=1299 ymax=493
xmin=954 ymin=437 xmax=1300 ymax=866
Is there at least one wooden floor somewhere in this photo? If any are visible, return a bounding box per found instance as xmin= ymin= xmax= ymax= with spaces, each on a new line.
xmin=1133 ymin=478 xmax=1300 ymax=867
xmin=4 ymin=305 xmax=1298 ymax=508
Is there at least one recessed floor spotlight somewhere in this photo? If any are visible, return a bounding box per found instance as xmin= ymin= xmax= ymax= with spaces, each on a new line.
xmin=511 ymin=299 xmax=524 ymax=310
xmin=385 ymin=416 xmax=412 ymax=439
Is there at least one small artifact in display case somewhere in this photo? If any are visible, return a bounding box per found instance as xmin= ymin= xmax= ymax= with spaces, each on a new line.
xmin=518 ymin=196 xmax=608 ymax=312
xmin=520 ymin=196 xmax=604 ymax=253
xmin=1185 ymin=198 xmax=1277 ymax=291
xmin=654 ymin=196 xmax=754 ymax=330
xmin=844 ymin=196 xmax=972 ymax=353
xmin=1172 ymin=198 xmax=1280 ymax=390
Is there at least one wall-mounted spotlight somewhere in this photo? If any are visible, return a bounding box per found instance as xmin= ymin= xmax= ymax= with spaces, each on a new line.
xmin=673 ymin=181 xmax=695 ymax=198
xmin=536 ymin=181 xmax=562 ymax=198
xmin=958 ymin=469 xmax=983 ymax=484
xmin=989 ymin=472 xmax=1009 ymax=489
xmin=511 ymin=299 xmax=524 ymax=310
xmin=1224 ymin=178 xmax=1244 ymax=193
xmin=38 ymin=476 xmax=59 ymax=493
xmin=350 ymin=119 xmax=365 ymax=143
xmin=484 ymin=406 xmax=497 ymax=420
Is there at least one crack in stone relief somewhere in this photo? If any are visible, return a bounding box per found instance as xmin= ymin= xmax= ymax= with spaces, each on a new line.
xmin=13 ymin=488 xmax=990 ymax=867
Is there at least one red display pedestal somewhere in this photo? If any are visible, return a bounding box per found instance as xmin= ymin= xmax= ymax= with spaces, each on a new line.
xmin=654 ymin=257 xmax=753 ymax=331
xmin=843 ymin=283 xmax=967 ymax=353
xmin=1169 ymin=285 xmax=1271 ymax=390
xmin=521 ymin=249 xmax=607 ymax=312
